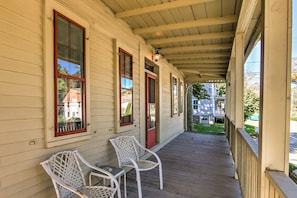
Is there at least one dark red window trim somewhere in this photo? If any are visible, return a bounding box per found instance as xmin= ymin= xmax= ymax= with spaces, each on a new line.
xmin=53 ymin=10 xmax=87 ymax=136
xmin=119 ymin=48 xmax=133 ymax=126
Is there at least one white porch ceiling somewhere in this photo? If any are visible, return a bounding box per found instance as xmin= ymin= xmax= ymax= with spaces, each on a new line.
xmin=100 ymin=0 xmax=260 ymax=83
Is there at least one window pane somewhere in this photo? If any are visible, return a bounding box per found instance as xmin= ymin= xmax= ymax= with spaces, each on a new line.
xmin=119 ymin=49 xmax=133 ymax=125
xmin=125 ymin=54 xmax=132 ymax=78
xmin=57 ymin=15 xmax=84 ymax=77
xmin=172 ymin=77 xmax=178 ymax=115
xmin=56 ymin=78 xmax=84 ymax=133
xmin=121 ymin=77 xmax=133 ymax=89
xmin=121 ymin=89 xmax=132 ymax=117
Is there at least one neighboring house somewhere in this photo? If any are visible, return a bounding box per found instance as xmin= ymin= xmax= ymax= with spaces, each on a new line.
xmin=192 ymin=83 xmax=225 ymax=124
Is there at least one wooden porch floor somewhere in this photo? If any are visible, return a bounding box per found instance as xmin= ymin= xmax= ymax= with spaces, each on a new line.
xmin=123 ymin=132 xmax=242 ymax=198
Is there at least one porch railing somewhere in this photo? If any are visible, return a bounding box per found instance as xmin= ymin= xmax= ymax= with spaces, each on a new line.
xmin=226 ymin=116 xmax=297 ymax=198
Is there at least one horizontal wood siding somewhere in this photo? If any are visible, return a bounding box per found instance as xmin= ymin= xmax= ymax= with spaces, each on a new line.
xmin=0 ymin=0 xmax=184 ymax=197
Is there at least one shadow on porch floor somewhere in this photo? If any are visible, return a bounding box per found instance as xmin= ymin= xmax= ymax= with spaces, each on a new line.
xmin=123 ymin=132 xmax=242 ymax=198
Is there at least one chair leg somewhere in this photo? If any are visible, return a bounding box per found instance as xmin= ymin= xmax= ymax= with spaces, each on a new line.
xmin=159 ymin=164 xmax=163 ymax=190
xmin=135 ymin=170 xmax=142 ymax=198
xmin=124 ymin=172 xmax=127 ymax=198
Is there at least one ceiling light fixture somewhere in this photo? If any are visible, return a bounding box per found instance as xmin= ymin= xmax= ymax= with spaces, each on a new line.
xmin=152 ymin=48 xmax=161 ymax=62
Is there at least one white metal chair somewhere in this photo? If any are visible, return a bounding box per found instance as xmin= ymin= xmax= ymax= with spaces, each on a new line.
xmin=40 ymin=150 xmax=121 ymax=198
xmin=109 ymin=136 xmax=163 ymax=198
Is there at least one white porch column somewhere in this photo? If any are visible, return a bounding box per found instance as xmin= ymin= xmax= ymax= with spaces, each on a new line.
xmin=226 ymin=71 xmax=231 ymax=117
xmin=235 ymin=33 xmax=244 ymax=129
xmin=259 ymin=0 xmax=291 ymax=197
xmin=230 ymin=58 xmax=236 ymax=121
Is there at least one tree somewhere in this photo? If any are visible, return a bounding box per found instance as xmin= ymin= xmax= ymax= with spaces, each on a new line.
xmin=216 ymin=83 xmax=226 ymax=96
xmin=187 ymin=86 xmax=194 ymax=131
xmin=186 ymin=83 xmax=210 ymax=131
xmin=192 ymin=84 xmax=210 ymax=100
xmin=244 ymin=87 xmax=260 ymax=120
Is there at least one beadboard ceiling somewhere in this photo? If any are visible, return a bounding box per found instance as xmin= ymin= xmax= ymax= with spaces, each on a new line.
xmin=100 ymin=0 xmax=261 ymax=83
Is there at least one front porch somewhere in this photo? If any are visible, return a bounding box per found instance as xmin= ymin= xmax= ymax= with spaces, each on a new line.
xmin=124 ymin=132 xmax=242 ymax=198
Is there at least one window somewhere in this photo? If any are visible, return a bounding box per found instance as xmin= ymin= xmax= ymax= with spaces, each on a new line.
xmin=171 ymin=74 xmax=178 ymax=116
xmin=179 ymin=80 xmax=184 ymax=114
xmin=193 ymin=99 xmax=198 ymax=110
xmin=54 ymin=11 xmax=86 ymax=136
xmin=44 ymin=1 xmax=90 ymax=147
xmin=119 ymin=48 xmax=133 ymax=126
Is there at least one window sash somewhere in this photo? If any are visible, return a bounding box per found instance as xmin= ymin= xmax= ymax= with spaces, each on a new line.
xmin=119 ymin=48 xmax=133 ymax=126
xmin=54 ymin=11 xmax=86 ymax=136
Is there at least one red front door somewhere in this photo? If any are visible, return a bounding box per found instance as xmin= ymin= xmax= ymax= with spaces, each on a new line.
xmin=145 ymin=73 xmax=157 ymax=148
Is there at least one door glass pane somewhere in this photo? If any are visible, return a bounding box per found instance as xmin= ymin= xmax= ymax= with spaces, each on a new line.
xmin=148 ymin=103 xmax=156 ymax=129
xmin=149 ymin=78 xmax=155 ymax=103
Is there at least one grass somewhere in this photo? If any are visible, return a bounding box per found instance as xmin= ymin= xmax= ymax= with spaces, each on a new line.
xmin=289 ymin=163 xmax=297 ymax=184
xmin=193 ymin=123 xmax=225 ymax=134
xmin=192 ymin=121 xmax=258 ymax=137
xmin=244 ymin=124 xmax=258 ymax=137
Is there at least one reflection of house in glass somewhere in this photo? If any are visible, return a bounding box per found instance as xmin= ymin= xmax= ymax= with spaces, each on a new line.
xmin=63 ymin=88 xmax=82 ymax=120
xmin=58 ymin=88 xmax=82 ymax=132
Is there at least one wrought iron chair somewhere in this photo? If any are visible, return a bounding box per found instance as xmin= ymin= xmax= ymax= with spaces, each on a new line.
xmin=40 ymin=150 xmax=121 ymax=198
xmin=109 ymin=136 xmax=163 ymax=198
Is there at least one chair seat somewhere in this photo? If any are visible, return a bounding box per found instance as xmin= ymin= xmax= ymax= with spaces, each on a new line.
xmin=123 ymin=160 xmax=159 ymax=171
xmin=80 ymin=186 xmax=116 ymax=197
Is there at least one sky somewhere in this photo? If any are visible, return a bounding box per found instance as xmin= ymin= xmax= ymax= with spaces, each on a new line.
xmin=244 ymin=1 xmax=297 ymax=73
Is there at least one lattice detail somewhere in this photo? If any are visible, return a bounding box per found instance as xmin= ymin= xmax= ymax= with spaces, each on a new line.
xmin=114 ymin=136 xmax=139 ymax=165
xmin=49 ymin=151 xmax=85 ymax=189
xmin=110 ymin=136 xmax=163 ymax=198
xmin=41 ymin=150 xmax=120 ymax=198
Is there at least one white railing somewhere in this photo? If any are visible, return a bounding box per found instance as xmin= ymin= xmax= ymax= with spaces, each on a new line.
xmin=225 ymin=116 xmax=297 ymax=198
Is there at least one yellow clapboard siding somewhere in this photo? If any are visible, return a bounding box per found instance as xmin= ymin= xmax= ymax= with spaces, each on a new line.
xmin=0 ymin=129 xmax=43 ymax=145
xmin=0 ymin=70 xmax=42 ymax=86
xmin=0 ymin=119 xmax=43 ymax=134
xmin=0 ymin=138 xmax=44 ymax=157
xmin=0 ymin=45 xmax=42 ymax=66
xmin=0 ymin=173 xmax=54 ymax=198
xmin=0 ymin=57 xmax=42 ymax=75
xmin=0 ymin=157 xmax=45 ymax=188
xmin=0 ymin=107 xmax=43 ymax=120
xmin=0 ymin=0 xmax=42 ymax=24
xmin=0 ymin=95 xmax=43 ymax=108
xmin=91 ymin=101 xmax=114 ymax=109
xmin=0 ymin=83 xmax=42 ymax=97
xmin=0 ymin=32 xmax=42 ymax=56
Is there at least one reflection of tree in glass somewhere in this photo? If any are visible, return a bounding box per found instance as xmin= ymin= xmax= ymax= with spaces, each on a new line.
xmin=58 ymin=77 xmax=67 ymax=105
xmin=58 ymin=63 xmax=70 ymax=75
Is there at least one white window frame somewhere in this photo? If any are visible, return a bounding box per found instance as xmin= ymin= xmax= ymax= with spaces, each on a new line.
xmin=44 ymin=0 xmax=91 ymax=148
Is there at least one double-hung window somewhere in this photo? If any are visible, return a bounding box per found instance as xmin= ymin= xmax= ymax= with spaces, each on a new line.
xmin=119 ymin=48 xmax=133 ymax=126
xmin=54 ymin=11 xmax=86 ymax=136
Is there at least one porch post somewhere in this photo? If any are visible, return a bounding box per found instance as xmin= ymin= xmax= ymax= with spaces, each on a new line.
xmin=235 ymin=33 xmax=244 ymax=129
xmin=230 ymin=58 xmax=236 ymax=121
xmin=259 ymin=0 xmax=291 ymax=197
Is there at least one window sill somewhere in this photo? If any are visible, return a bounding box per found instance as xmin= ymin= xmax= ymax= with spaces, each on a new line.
xmin=46 ymin=132 xmax=91 ymax=148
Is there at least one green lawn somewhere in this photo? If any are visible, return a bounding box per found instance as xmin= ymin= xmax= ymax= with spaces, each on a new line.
xmin=192 ymin=121 xmax=259 ymax=137
xmin=193 ymin=123 xmax=225 ymax=134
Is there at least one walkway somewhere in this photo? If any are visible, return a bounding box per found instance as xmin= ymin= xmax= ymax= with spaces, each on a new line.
xmin=124 ymin=132 xmax=242 ymax=198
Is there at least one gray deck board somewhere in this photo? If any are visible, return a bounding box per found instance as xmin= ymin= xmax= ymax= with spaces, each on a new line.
xmin=123 ymin=132 xmax=242 ymax=198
